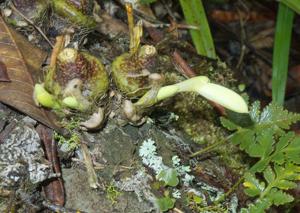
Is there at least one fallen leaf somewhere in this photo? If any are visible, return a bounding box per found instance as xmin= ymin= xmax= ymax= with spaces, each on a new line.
xmin=36 ymin=124 xmax=65 ymax=206
xmin=0 ymin=16 xmax=59 ymax=130
xmin=0 ymin=60 xmax=10 ymax=82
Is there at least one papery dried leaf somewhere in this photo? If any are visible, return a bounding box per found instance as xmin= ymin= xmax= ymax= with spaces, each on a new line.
xmin=0 ymin=17 xmax=59 ymax=130
xmin=36 ymin=124 xmax=65 ymax=206
xmin=0 ymin=60 xmax=10 ymax=82
xmin=9 ymin=27 xmax=47 ymax=82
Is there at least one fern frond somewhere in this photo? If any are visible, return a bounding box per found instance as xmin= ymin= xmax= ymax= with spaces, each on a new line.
xmin=221 ymin=102 xmax=300 ymax=211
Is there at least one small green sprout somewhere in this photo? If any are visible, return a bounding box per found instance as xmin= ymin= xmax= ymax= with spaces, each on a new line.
xmin=54 ymin=131 xmax=80 ymax=150
xmin=54 ymin=117 xmax=81 ymax=150
xmin=33 ymin=84 xmax=61 ymax=109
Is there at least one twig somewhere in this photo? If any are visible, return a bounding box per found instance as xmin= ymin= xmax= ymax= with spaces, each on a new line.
xmin=236 ymin=9 xmax=247 ymax=69
xmin=236 ymin=44 xmax=246 ymax=69
xmin=43 ymin=201 xmax=87 ymax=213
xmin=190 ymin=134 xmax=233 ymax=158
xmin=125 ymin=3 xmax=135 ymax=54
xmin=80 ymin=141 xmax=99 ymax=189
xmin=50 ymin=36 xmax=65 ymax=68
xmin=172 ymin=50 xmax=196 ymax=78
xmin=9 ymin=3 xmax=54 ymax=48
xmin=173 ymin=207 xmax=185 ymax=213
xmin=213 ymin=176 xmax=244 ymax=204
xmin=161 ymin=0 xmax=176 ymax=20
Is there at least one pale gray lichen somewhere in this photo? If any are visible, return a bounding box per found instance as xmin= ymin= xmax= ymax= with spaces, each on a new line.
xmin=172 ymin=189 xmax=181 ymax=199
xmin=0 ymin=122 xmax=54 ymax=187
xmin=113 ymin=169 xmax=157 ymax=212
xmin=228 ymin=194 xmax=238 ymax=213
xmin=172 ymin=155 xmax=195 ymax=186
xmin=139 ymin=139 xmax=195 ymax=186
xmin=196 ymin=182 xmax=224 ymax=203
xmin=139 ymin=139 xmax=168 ymax=176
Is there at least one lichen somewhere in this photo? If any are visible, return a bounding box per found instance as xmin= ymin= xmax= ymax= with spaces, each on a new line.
xmin=0 ymin=121 xmax=54 ymax=188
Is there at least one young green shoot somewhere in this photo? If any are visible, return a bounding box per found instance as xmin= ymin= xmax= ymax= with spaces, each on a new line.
xmin=33 ymin=84 xmax=60 ymax=109
xmin=135 ymin=76 xmax=248 ymax=114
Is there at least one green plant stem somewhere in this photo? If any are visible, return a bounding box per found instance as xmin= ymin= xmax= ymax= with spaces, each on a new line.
xmin=179 ymin=0 xmax=216 ymax=59
xmin=272 ymin=3 xmax=294 ymax=105
xmin=189 ymin=134 xmax=233 ymax=158
xmin=214 ymin=176 xmax=244 ymax=204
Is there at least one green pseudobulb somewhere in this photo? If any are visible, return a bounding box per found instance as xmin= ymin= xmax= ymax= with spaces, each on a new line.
xmin=112 ymin=45 xmax=157 ymax=98
xmin=35 ymin=48 xmax=108 ymax=112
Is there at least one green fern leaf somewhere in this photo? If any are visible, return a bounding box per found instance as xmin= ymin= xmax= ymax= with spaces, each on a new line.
xmin=241 ymin=198 xmax=272 ymax=213
xmin=249 ymin=101 xmax=261 ymax=123
xmin=247 ymin=129 xmax=274 ymax=158
xmin=243 ymin=172 xmax=265 ymax=197
xmin=231 ymin=129 xmax=254 ymax=150
xmin=257 ymin=102 xmax=300 ymax=129
xmin=220 ymin=117 xmax=239 ymax=131
xmin=263 ymin=166 xmax=275 ymax=184
xmin=273 ymin=164 xmax=300 ymax=189
xmin=268 ymin=188 xmax=294 ymax=206
xmin=283 ymin=136 xmax=300 ymax=164
xmin=221 ymin=101 xmax=300 ymax=211
xmin=272 ymin=132 xmax=294 ymax=164
xmin=243 ymin=164 xmax=300 ymax=211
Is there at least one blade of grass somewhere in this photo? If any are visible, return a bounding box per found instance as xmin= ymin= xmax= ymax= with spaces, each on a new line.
xmin=272 ymin=3 xmax=294 ymax=105
xmin=179 ymin=0 xmax=216 ymax=59
xmin=279 ymin=0 xmax=300 ymax=14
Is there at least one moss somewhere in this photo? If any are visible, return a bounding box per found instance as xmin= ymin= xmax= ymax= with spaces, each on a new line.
xmin=169 ymin=92 xmax=224 ymax=144
xmin=106 ymin=183 xmax=122 ymax=204
xmin=54 ymin=117 xmax=81 ymax=150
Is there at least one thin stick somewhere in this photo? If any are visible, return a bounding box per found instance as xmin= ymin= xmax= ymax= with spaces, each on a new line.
xmin=43 ymin=201 xmax=87 ymax=213
xmin=81 ymin=142 xmax=99 ymax=189
xmin=50 ymin=36 xmax=65 ymax=68
xmin=213 ymin=176 xmax=244 ymax=204
xmin=125 ymin=3 xmax=135 ymax=54
xmin=9 ymin=4 xmax=54 ymax=48
xmin=189 ymin=134 xmax=233 ymax=158
xmin=173 ymin=207 xmax=185 ymax=213
xmin=172 ymin=50 xmax=196 ymax=78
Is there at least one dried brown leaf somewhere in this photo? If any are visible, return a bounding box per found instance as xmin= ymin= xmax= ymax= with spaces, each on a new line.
xmin=0 ymin=17 xmax=59 ymax=130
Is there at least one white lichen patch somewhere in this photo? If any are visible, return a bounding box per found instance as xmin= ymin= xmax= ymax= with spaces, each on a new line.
xmin=139 ymin=139 xmax=195 ymax=187
xmin=172 ymin=189 xmax=181 ymax=199
xmin=196 ymin=182 xmax=224 ymax=203
xmin=0 ymin=122 xmax=53 ymax=187
xmin=113 ymin=169 xmax=156 ymax=208
xmin=172 ymin=155 xmax=195 ymax=186
xmin=139 ymin=139 xmax=167 ymax=175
